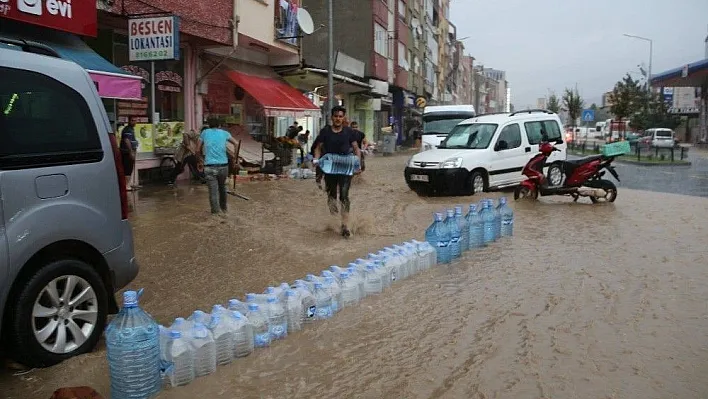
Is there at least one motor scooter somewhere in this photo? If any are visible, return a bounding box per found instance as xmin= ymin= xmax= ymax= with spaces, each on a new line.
xmin=514 ymin=142 xmax=620 ymax=203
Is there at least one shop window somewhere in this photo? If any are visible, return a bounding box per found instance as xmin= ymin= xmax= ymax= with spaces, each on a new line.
xmin=0 ymin=67 xmax=102 ymax=169
xmin=113 ymin=34 xmax=185 ymax=124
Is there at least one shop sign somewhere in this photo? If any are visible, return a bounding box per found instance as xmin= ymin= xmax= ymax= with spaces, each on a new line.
xmin=128 ymin=16 xmax=180 ymax=62
xmin=0 ymin=0 xmax=97 ymax=36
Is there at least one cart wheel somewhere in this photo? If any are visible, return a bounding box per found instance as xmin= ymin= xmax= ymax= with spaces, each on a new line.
xmin=160 ymin=156 xmax=176 ymax=183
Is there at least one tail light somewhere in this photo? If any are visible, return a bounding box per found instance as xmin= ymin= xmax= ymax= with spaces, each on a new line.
xmin=108 ymin=133 xmax=129 ymax=220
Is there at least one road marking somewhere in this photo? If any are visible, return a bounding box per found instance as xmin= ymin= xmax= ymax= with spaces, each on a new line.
xmin=690 ymin=175 xmax=708 ymax=180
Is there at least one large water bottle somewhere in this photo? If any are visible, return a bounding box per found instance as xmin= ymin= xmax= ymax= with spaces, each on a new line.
xmin=227 ymin=311 xmax=254 ymax=358
xmin=208 ymin=313 xmax=234 ymax=366
xmin=313 ymin=282 xmax=333 ymax=320
xmin=481 ymin=201 xmax=496 ymax=244
xmin=293 ymin=281 xmax=317 ymax=323
xmin=364 ymin=264 xmax=383 ymax=295
xmin=166 ymin=330 xmax=195 ymax=387
xmin=284 ymin=290 xmax=303 ymax=333
xmin=318 ymin=153 xmax=360 ymax=175
xmin=445 ymin=209 xmax=462 ymax=259
xmin=425 ymin=212 xmax=451 ymax=264
xmin=187 ymin=310 xmax=210 ymax=326
xmin=245 ymin=293 xmax=269 ymax=305
xmin=265 ymin=296 xmax=288 ymax=340
xmin=466 ymin=204 xmax=484 ymax=249
xmin=339 ymin=272 xmax=360 ymax=307
xmin=498 ymin=197 xmax=515 ymax=237
xmin=454 ymin=206 xmax=469 ymax=252
xmin=346 ymin=264 xmax=366 ymax=299
xmin=227 ymin=299 xmax=249 ymax=314
xmin=324 ymin=276 xmax=342 ymax=314
xmin=245 ymin=303 xmax=270 ymax=348
xmin=105 ymin=290 xmax=161 ymax=399
xmin=492 ymin=199 xmax=502 ymax=239
xmin=190 ymin=322 xmax=216 ymax=377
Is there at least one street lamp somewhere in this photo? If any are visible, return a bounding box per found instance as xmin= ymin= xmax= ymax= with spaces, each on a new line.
xmin=623 ymin=33 xmax=653 ymax=91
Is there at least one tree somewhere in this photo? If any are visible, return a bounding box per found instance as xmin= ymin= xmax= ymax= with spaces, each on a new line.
xmin=609 ymin=74 xmax=643 ymax=138
xmin=547 ymin=93 xmax=561 ymax=113
xmin=562 ymin=87 xmax=584 ymax=141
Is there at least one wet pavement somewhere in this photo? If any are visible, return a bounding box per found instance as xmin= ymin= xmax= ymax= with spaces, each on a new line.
xmin=570 ymin=148 xmax=708 ymax=198
xmin=2 ymin=152 xmax=708 ymax=398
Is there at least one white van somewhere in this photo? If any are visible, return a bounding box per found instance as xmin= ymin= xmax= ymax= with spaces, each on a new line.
xmin=405 ymin=110 xmax=567 ymax=195
xmin=644 ymin=128 xmax=675 ymax=148
xmin=420 ymin=105 xmax=476 ymax=152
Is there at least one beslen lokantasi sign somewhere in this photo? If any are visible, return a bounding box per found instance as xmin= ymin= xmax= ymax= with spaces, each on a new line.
xmin=128 ymin=16 xmax=180 ymax=62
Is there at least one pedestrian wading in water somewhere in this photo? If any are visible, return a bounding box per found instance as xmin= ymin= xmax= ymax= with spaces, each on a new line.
xmin=313 ymin=106 xmax=362 ymax=238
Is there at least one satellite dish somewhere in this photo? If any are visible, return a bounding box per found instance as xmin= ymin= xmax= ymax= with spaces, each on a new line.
xmin=297 ymin=8 xmax=315 ymax=35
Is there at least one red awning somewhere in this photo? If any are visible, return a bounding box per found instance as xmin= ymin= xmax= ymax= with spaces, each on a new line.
xmin=225 ymin=71 xmax=320 ymax=118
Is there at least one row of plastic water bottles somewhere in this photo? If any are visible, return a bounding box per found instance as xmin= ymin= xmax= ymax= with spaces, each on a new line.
xmin=425 ymin=197 xmax=515 ymax=264
xmin=104 ymin=240 xmax=440 ymax=398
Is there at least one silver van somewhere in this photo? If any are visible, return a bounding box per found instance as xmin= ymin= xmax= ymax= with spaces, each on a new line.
xmin=0 ymin=39 xmax=138 ymax=367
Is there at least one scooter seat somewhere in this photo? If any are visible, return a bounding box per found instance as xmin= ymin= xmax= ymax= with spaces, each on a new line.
xmin=564 ymin=154 xmax=603 ymax=165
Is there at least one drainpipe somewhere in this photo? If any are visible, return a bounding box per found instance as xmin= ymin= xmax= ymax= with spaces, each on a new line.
xmin=193 ymin=0 xmax=240 ymax=127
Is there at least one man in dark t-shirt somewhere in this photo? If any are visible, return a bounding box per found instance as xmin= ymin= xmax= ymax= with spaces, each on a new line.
xmin=313 ymin=106 xmax=362 ymax=238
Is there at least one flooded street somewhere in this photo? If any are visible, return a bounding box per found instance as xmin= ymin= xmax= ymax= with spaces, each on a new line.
xmin=3 ymin=152 xmax=708 ymax=399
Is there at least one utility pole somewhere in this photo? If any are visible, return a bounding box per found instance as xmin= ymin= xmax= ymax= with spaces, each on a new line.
xmin=326 ymin=0 xmax=334 ymax=122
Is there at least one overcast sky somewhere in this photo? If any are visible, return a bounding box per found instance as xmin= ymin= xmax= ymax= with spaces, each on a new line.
xmin=450 ymin=0 xmax=708 ymax=108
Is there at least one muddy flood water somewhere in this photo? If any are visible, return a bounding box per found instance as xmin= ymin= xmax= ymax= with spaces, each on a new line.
xmin=2 ymin=152 xmax=708 ymax=399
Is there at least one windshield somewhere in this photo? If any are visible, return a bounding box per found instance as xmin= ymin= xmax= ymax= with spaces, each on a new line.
xmin=422 ymin=115 xmax=472 ymax=135
xmin=439 ymin=123 xmax=498 ymax=149
xmin=655 ymin=130 xmax=672 ymax=137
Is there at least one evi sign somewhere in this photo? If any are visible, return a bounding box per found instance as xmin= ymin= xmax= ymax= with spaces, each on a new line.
xmin=0 ymin=0 xmax=97 ymax=36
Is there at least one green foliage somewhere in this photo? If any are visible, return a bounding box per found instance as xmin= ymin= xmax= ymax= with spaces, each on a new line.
xmin=609 ymin=74 xmax=643 ymax=134
xmin=562 ymin=88 xmax=584 ymax=129
xmin=629 ymin=90 xmax=681 ymax=131
xmin=547 ymin=93 xmax=561 ymax=114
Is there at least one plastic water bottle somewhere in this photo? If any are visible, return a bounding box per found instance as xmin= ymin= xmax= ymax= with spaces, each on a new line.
xmin=324 ymin=276 xmax=342 ymax=314
xmin=466 ymin=204 xmax=484 ymax=249
xmin=166 ymin=330 xmax=195 ymax=387
xmin=208 ymin=314 xmax=234 ymax=366
xmin=492 ymin=199 xmax=502 ymax=239
xmin=245 ymin=293 xmax=269 ymax=305
xmin=364 ymin=264 xmax=383 ymax=295
xmin=346 ymin=264 xmax=366 ymax=299
xmin=265 ymin=296 xmax=288 ymax=340
xmin=227 ymin=311 xmax=254 ymax=358
xmin=293 ymin=281 xmax=317 ymax=323
xmin=105 ymin=290 xmax=161 ymax=399
xmin=313 ymin=282 xmax=333 ymax=320
xmin=318 ymin=153 xmax=360 ymax=175
xmin=339 ymin=272 xmax=360 ymax=307
xmin=227 ymin=298 xmax=249 ymax=314
xmin=190 ymin=322 xmax=216 ymax=377
xmin=284 ymin=290 xmax=303 ymax=333
xmin=187 ymin=310 xmax=210 ymax=326
xmin=481 ymin=201 xmax=496 ymax=244
xmin=425 ymin=212 xmax=451 ymax=264
xmin=246 ymin=303 xmax=270 ymax=348
xmin=454 ymin=206 xmax=469 ymax=252
xmin=498 ymin=197 xmax=514 ymax=237
xmin=445 ymin=209 xmax=461 ymax=258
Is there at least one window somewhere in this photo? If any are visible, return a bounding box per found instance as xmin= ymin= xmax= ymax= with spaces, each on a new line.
xmin=398 ymin=42 xmax=407 ymax=68
xmin=398 ymin=0 xmax=406 ymax=17
xmin=524 ymin=120 xmax=563 ymax=145
xmin=496 ymin=124 xmax=522 ymax=150
xmin=0 ymin=67 xmax=102 ymax=169
xmin=440 ymin=123 xmax=498 ymax=149
xmin=374 ymin=23 xmax=388 ymax=57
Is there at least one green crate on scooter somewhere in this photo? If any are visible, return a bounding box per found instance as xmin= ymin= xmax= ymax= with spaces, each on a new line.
xmin=601 ymin=141 xmax=631 ymax=157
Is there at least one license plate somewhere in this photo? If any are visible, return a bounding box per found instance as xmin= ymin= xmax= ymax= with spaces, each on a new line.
xmin=411 ymin=174 xmax=429 ymax=182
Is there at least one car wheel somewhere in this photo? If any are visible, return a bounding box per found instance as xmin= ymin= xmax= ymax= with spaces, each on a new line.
xmin=468 ymin=171 xmax=486 ymax=195
xmin=4 ymin=259 xmax=108 ymax=368
xmin=547 ymin=163 xmax=563 ymax=186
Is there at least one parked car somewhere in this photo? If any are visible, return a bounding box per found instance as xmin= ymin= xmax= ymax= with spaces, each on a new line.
xmin=0 ymin=39 xmax=138 ymax=367
xmin=644 ymin=128 xmax=676 ymax=148
xmin=405 ymin=110 xmax=568 ymax=195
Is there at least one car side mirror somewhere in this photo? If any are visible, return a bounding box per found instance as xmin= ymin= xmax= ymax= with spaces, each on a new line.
xmin=495 ymin=140 xmax=508 ymax=151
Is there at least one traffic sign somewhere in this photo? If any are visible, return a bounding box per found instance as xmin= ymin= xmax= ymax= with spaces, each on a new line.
xmin=415 ymin=96 xmax=427 ymax=109
xmin=581 ymin=109 xmax=595 ymax=122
